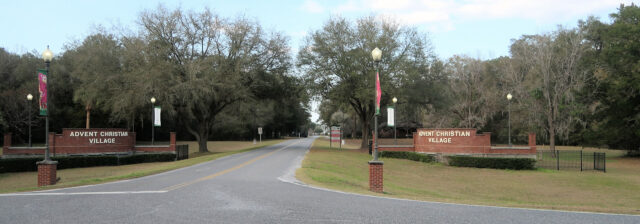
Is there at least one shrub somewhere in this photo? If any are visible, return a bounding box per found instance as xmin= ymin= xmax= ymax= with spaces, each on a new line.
xmin=118 ymin=154 xmax=176 ymax=165
xmin=0 ymin=153 xmax=176 ymax=173
xmin=447 ymin=156 xmax=536 ymax=170
xmin=379 ymin=151 xmax=435 ymax=163
xmin=0 ymin=157 xmax=41 ymax=173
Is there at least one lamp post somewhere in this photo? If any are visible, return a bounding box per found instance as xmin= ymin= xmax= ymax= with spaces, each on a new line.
xmin=368 ymin=47 xmax=384 ymax=193
xmin=507 ymin=93 xmax=513 ymax=146
xmin=42 ymin=46 xmax=53 ymax=162
xmin=253 ymin=108 xmax=257 ymax=144
xmin=371 ymin=47 xmax=382 ymax=161
xmin=150 ymin=97 xmax=156 ymax=145
xmin=27 ymin=93 xmax=33 ymax=147
xmin=392 ymin=97 xmax=397 ymax=145
xmin=341 ymin=111 xmax=344 ymax=149
xmin=35 ymin=46 xmax=58 ymax=187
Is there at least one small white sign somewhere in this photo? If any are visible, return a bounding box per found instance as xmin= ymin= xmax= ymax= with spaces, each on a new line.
xmin=154 ymin=107 xmax=161 ymax=127
xmin=258 ymin=127 xmax=263 ymax=135
xmin=387 ymin=107 xmax=394 ymax=127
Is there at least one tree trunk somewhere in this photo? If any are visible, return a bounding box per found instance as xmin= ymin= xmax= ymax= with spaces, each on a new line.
xmin=198 ymin=136 xmax=208 ymax=153
xmin=197 ymin=124 xmax=210 ymax=153
xmin=185 ymin=120 xmax=211 ymax=153
xmin=351 ymin=116 xmax=357 ymax=138
xmin=85 ymin=104 xmax=91 ymax=129
xmin=361 ymin=125 xmax=370 ymax=149
xmin=360 ymin=115 xmax=371 ymax=149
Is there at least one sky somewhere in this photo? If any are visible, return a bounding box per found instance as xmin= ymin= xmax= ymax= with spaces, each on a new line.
xmin=0 ymin=0 xmax=635 ymax=122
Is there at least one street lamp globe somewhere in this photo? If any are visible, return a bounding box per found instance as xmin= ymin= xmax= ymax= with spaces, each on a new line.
xmin=27 ymin=94 xmax=33 ymax=101
xmin=371 ymin=47 xmax=382 ymax=62
xmin=42 ymin=46 xmax=54 ymax=62
xmin=150 ymin=97 xmax=156 ymax=104
xmin=392 ymin=97 xmax=397 ymax=104
xmin=507 ymin=93 xmax=513 ymax=100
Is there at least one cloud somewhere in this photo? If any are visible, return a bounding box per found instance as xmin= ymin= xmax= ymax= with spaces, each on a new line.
xmin=301 ymin=0 xmax=324 ymax=13
xmin=455 ymin=0 xmax=627 ymax=22
xmin=333 ymin=0 xmax=363 ymax=13
xmin=290 ymin=30 xmax=308 ymax=38
xmin=332 ymin=0 xmax=631 ymax=31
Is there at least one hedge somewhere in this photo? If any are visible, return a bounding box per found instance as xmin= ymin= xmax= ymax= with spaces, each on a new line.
xmin=447 ymin=156 xmax=536 ymax=170
xmin=0 ymin=153 xmax=176 ymax=173
xmin=379 ymin=151 xmax=435 ymax=163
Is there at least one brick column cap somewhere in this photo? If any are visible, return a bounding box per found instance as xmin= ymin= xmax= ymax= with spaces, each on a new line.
xmin=368 ymin=160 xmax=384 ymax=165
xmin=36 ymin=160 xmax=58 ymax=165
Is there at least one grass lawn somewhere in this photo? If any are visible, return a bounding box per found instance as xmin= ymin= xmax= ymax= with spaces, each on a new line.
xmin=176 ymin=140 xmax=278 ymax=154
xmin=0 ymin=139 xmax=284 ymax=193
xmin=296 ymin=138 xmax=640 ymax=214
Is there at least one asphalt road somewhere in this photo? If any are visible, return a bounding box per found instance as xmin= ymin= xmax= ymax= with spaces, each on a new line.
xmin=1 ymin=137 xmax=638 ymax=223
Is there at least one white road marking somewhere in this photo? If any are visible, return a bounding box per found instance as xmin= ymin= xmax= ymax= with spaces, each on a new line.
xmin=0 ymin=190 xmax=168 ymax=197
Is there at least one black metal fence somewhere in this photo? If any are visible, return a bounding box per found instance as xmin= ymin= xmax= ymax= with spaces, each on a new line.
xmin=536 ymin=150 xmax=606 ymax=172
xmin=175 ymin=144 xmax=189 ymax=160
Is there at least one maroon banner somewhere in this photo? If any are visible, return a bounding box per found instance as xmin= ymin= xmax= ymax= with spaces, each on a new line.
xmin=375 ymin=71 xmax=381 ymax=115
xmin=38 ymin=69 xmax=48 ymax=116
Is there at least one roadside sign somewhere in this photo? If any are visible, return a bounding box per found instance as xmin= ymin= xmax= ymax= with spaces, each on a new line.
xmin=330 ymin=126 xmax=342 ymax=148
xmin=258 ymin=127 xmax=263 ymax=135
xmin=154 ymin=106 xmax=161 ymax=127
xmin=330 ymin=127 xmax=341 ymax=142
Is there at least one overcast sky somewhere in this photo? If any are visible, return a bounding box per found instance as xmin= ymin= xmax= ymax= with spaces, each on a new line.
xmin=1 ymin=0 xmax=633 ymax=122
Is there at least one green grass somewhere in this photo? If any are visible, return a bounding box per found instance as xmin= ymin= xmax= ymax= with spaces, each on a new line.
xmin=296 ymin=138 xmax=640 ymax=214
xmin=0 ymin=139 xmax=284 ymax=193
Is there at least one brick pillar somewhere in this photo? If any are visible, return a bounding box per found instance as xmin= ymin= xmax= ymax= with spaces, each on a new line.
xmin=3 ymin=133 xmax=11 ymax=149
xmin=170 ymin=132 xmax=176 ymax=151
xmin=37 ymin=160 xmax=58 ymax=187
xmin=528 ymin=133 xmax=537 ymax=153
xmin=368 ymin=161 xmax=384 ymax=193
xmin=412 ymin=132 xmax=417 ymax=152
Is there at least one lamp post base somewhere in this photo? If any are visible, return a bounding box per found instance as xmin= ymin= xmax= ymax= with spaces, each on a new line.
xmin=368 ymin=160 xmax=384 ymax=193
xmin=36 ymin=160 xmax=58 ymax=187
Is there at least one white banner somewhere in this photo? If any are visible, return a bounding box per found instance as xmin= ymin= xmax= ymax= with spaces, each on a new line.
xmin=387 ymin=107 xmax=394 ymax=127
xmin=154 ymin=106 xmax=161 ymax=127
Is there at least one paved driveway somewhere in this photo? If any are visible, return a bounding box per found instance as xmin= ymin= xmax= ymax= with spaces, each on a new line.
xmin=1 ymin=137 xmax=638 ymax=223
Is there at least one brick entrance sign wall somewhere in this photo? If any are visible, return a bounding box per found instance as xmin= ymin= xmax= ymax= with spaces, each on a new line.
xmin=377 ymin=128 xmax=536 ymax=158
xmin=3 ymin=129 xmax=177 ymax=157
xmin=414 ymin=128 xmax=491 ymax=154
xmin=54 ymin=128 xmax=135 ymax=154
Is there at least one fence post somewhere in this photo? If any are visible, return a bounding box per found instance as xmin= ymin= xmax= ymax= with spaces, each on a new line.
xmin=556 ymin=150 xmax=560 ymax=171
xmin=604 ymin=153 xmax=606 ymax=173
xmin=580 ymin=150 xmax=583 ymax=171
xmin=593 ymin=152 xmax=596 ymax=170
